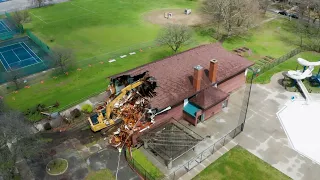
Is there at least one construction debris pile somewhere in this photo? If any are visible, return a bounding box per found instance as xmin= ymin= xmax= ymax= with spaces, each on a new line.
xmin=88 ymin=71 xmax=159 ymax=148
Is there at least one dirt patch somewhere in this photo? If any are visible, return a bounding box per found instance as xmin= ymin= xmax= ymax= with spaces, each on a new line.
xmin=144 ymin=9 xmax=207 ymax=26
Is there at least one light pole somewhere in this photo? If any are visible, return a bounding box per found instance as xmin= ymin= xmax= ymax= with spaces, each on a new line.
xmin=241 ymin=67 xmax=260 ymax=131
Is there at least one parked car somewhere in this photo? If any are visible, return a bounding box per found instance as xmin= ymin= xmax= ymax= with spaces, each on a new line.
xmin=288 ymin=14 xmax=299 ymax=19
xmin=278 ymin=10 xmax=288 ymax=16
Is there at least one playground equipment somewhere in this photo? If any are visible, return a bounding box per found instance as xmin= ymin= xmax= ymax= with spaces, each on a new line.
xmin=287 ymin=58 xmax=320 ymax=104
xmin=185 ymin=9 xmax=191 ymax=15
xmin=164 ymin=12 xmax=173 ymax=19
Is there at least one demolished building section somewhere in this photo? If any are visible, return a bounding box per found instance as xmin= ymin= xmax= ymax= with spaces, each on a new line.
xmin=88 ymin=71 xmax=163 ymax=148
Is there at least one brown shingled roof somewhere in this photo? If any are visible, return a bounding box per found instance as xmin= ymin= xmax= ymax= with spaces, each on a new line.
xmin=189 ymin=86 xmax=229 ymax=110
xmin=111 ymin=43 xmax=254 ymax=109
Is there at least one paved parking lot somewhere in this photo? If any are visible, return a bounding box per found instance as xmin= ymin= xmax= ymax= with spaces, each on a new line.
xmin=26 ymin=138 xmax=139 ymax=180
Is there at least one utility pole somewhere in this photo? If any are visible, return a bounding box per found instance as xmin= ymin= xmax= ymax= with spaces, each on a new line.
xmin=241 ymin=67 xmax=260 ymax=131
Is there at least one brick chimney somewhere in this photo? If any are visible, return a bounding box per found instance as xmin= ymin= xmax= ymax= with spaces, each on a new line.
xmin=209 ymin=59 xmax=218 ymax=83
xmin=193 ymin=65 xmax=203 ymax=91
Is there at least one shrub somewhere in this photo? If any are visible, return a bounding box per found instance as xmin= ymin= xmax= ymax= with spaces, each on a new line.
xmin=44 ymin=123 xmax=52 ymax=130
xmin=36 ymin=104 xmax=47 ymax=112
xmin=53 ymin=101 xmax=60 ymax=108
xmin=70 ymin=108 xmax=81 ymax=119
xmin=81 ymin=104 xmax=93 ymax=114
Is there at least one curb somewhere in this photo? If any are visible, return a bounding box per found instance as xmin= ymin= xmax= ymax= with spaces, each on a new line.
xmin=46 ymin=158 xmax=68 ymax=176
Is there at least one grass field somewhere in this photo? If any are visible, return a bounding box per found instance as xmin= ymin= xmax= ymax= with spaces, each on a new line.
xmin=223 ymin=18 xmax=298 ymax=59
xmin=26 ymin=0 xmax=199 ymax=60
xmin=129 ymin=149 xmax=164 ymax=179
xmin=193 ymin=146 xmax=291 ymax=180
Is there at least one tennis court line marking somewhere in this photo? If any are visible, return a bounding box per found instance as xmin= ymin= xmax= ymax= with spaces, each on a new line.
xmin=0 ymin=47 xmax=23 ymax=54
xmin=71 ymin=3 xmax=96 ymax=13
xmin=0 ymin=59 xmax=8 ymax=71
xmin=30 ymin=12 xmax=48 ymax=24
xmin=1 ymin=21 xmax=11 ymax=31
xmin=0 ymin=42 xmax=22 ymax=51
xmin=0 ymin=52 xmax=10 ymax=72
xmin=10 ymin=57 xmax=37 ymax=66
xmin=22 ymin=42 xmax=42 ymax=63
xmin=19 ymin=42 xmax=39 ymax=63
xmin=9 ymin=59 xmax=43 ymax=71
xmin=11 ymin=50 xmax=21 ymax=62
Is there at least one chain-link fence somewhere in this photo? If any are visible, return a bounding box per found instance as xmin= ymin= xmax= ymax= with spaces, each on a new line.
xmin=125 ymin=150 xmax=160 ymax=180
xmin=163 ymin=124 xmax=243 ymax=180
xmin=254 ymin=48 xmax=303 ymax=75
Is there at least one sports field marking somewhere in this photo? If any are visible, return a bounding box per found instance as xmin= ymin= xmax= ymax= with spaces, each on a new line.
xmin=30 ymin=12 xmax=48 ymax=24
xmin=1 ymin=21 xmax=11 ymax=31
xmin=11 ymin=49 xmax=21 ymax=61
xmin=71 ymin=2 xmax=96 ymax=13
xmin=0 ymin=42 xmax=21 ymax=51
xmin=20 ymin=42 xmax=40 ymax=63
xmin=9 ymin=60 xmax=43 ymax=71
xmin=22 ymin=42 xmax=42 ymax=63
xmin=0 ymin=47 xmax=23 ymax=54
xmin=0 ymin=42 xmax=43 ymax=72
xmin=0 ymin=57 xmax=8 ymax=71
xmin=0 ymin=52 xmax=9 ymax=71
xmin=47 ymin=12 xmax=94 ymax=24
xmin=10 ymin=57 xmax=36 ymax=66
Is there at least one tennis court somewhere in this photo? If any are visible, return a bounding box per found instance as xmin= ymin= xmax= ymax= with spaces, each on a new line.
xmin=0 ymin=20 xmax=11 ymax=34
xmin=0 ymin=42 xmax=42 ymax=71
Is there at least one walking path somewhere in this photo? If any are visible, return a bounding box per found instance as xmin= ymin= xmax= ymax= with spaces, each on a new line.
xmin=0 ymin=0 xmax=68 ymax=14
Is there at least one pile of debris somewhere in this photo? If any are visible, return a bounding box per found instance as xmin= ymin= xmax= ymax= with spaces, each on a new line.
xmin=88 ymin=71 xmax=159 ymax=148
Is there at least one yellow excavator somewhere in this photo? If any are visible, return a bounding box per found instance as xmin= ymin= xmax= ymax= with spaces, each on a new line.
xmin=88 ymin=72 xmax=156 ymax=133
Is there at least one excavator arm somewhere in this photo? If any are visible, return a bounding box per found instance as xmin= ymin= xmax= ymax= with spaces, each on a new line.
xmin=106 ymin=80 xmax=144 ymax=120
xmin=88 ymin=73 xmax=155 ymax=132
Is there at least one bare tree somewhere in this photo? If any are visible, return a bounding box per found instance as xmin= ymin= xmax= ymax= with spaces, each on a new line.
xmin=0 ymin=111 xmax=45 ymax=179
xmin=202 ymin=0 xmax=260 ymax=39
xmin=31 ymin=0 xmax=45 ymax=8
xmin=12 ymin=11 xmax=31 ymax=24
xmin=50 ymin=47 xmax=75 ymax=73
xmin=258 ymin=0 xmax=271 ymax=15
xmin=311 ymin=0 xmax=320 ymax=24
xmin=156 ymin=24 xmax=192 ymax=53
xmin=5 ymin=70 xmax=22 ymax=90
xmin=304 ymin=28 xmax=320 ymax=52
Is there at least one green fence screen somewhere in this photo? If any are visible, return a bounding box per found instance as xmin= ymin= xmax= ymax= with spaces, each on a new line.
xmin=26 ymin=30 xmax=51 ymax=54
